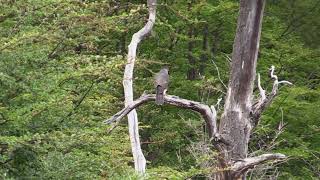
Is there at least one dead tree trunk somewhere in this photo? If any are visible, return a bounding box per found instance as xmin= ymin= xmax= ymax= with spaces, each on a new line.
xmin=106 ymin=0 xmax=290 ymax=178
xmin=123 ymin=0 xmax=156 ymax=173
xmin=217 ymin=0 xmax=266 ymax=179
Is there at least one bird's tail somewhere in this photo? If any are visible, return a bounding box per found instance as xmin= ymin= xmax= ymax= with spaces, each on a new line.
xmin=156 ymin=85 xmax=164 ymax=105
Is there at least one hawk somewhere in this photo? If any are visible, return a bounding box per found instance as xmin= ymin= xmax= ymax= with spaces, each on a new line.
xmin=154 ymin=67 xmax=169 ymax=105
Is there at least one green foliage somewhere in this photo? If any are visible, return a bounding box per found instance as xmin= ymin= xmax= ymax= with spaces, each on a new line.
xmin=0 ymin=0 xmax=319 ymax=179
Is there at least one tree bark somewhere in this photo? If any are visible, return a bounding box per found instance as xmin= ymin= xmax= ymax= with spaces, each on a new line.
xmin=105 ymin=93 xmax=218 ymax=138
xmin=123 ymin=0 xmax=157 ymax=173
xmin=217 ymin=0 xmax=266 ymax=179
xmin=107 ymin=0 xmax=289 ymax=178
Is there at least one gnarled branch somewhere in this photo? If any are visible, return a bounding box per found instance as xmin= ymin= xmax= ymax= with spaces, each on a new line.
xmin=251 ymin=66 xmax=292 ymax=128
xmin=231 ymin=153 xmax=286 ymax=178
xmin=105 ymin=94 xmax=219 ymax=139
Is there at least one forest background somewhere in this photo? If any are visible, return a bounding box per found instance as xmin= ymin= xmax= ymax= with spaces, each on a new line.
xmin=0 ymin=0 xmax=319 ymax=179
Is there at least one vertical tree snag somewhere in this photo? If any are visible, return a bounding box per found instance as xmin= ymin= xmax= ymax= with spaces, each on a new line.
xmin=123 ymin=0 xmax=156 ymax=173
xmin=106 ymin=0 xmax=289 ymax=178
xmin=218 ymin=0 xmax=266 ymax=179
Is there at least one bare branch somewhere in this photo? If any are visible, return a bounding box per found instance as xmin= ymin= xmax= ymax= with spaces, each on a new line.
xmin=251 ymin=66 xmax=292 ymax=128
xmin=215 ymin=97 xmax=222 ymax=111
xmin=270 ymin=65 xmax=277 ymax=80
xmin=105 ymin=94 xmax=219 ymax=139
xmin=211 ymin=59 xmax=228 ymax=90
xmin=122 ymin=0 xmax=157 ymax=173
xmin=278 ymin=80 xmax=293 ymax=85
xmin=257 ymin=73 xmax=266 ymax=101
xmin=231 ymin=153 xmax=286 ymax=178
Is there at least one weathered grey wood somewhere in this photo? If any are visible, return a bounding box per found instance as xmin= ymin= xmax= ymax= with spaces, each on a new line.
xmin=252 ymin=66 xmax=292 ymax=128
xmin=105 ymin=94 xmax=218 ymax=139
xmin=231 ymin=153 xmax=286 ymax=178
xmin=123 ymin=0 xmax=156 ymax=173
xmin=217 ymin=0 xmax=267 ymax=179
xmin=106 ymin=0 xmax=289 ymax=178
xmin=105 ymin=92 xmax=286 ymax=178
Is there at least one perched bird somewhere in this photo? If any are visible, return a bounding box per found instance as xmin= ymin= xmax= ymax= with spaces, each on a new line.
xmin=154 ymin=67 xmax=169 ymax=105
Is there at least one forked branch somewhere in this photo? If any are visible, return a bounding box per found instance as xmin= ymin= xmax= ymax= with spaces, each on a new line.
xmin=252 ymin=66 xmax=292 ymax=127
